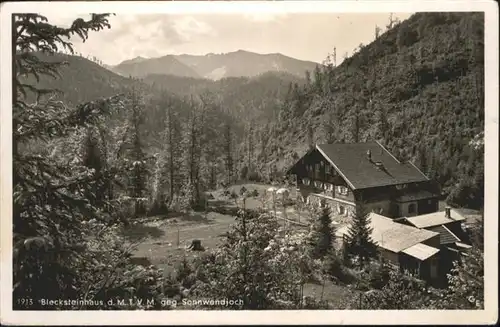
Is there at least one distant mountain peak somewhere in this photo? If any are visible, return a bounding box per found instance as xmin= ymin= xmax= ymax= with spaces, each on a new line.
xmin=118 ymin=56 xmax=148 ymax=66
xmin=110 ymin=50 xmax=320 ymax=80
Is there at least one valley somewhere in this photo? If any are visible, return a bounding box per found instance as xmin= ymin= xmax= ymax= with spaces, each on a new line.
xmin=12 ymin=10 xmax=486 ymax=315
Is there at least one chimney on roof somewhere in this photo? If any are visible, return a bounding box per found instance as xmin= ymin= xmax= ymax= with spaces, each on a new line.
xmin=445 ymin=207 xmax=451 ymax=219
xmin=367 ymin=149 xmax=372 ymax=162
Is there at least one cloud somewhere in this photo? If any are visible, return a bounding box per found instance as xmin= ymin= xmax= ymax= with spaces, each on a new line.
xmin=40 ymin=12 xmax=413 ymax=65
xmin=172 ymin=16 xmax=216 ymax=41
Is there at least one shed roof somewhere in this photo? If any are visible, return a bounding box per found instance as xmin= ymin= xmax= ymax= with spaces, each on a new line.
xmin=336 ymin=213 xmax=439 ymax=253
xmin=402 ymin=243 xmax=440 ymax=261
xmin=428 ymin=225 xmax=461 ymax=245
xmin=314 ymin=142 xmax=430 ymax=190
xmin=405 ymin=210 xmax=466 ymax=229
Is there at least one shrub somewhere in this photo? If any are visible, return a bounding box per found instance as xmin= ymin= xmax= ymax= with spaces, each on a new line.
xmin=356 ymin=270 xmax=431 ymax=309
xmin=322 ymin=251 xmax=358 ymax=285
xmin=248 ymin=171 xmax=262 ymax=182
xmin=240 ymin=166 xmax=249 ymax=180
xmin=147 ymin=197 xmax=168 ymax=217
xmin=191 ymin=213 xmax=318 ymax=309
xmin=365 ymin=261 xmax=391 ymax=290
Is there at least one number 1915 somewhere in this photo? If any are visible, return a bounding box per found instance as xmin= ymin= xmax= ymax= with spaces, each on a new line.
xmin=17 ymin=298 xmax=34 ymax=306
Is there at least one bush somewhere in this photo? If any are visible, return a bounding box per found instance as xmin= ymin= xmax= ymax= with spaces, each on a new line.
xmin=365 ymin=261 xmax=391 ymax=289
xmin=248 ymin=171 xmax=262 ymax=182
xmin=191 ymin=213 xmax=318 ymax=309
xmin=176 ymin=257 xmax=192 ymax=280
xmin=323 ymin=251 xmax=358 ymax=285
xmin=356 ymin=270 xmax=431 ymax=309
xmin=240 ymin=166 xmax=249 ymax=180
xmin=147 ymin=197 xmax=168 ymax=217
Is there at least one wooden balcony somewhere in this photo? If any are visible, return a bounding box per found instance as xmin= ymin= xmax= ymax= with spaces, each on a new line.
xmin=299 ymin=178 xmax=336 ymax=197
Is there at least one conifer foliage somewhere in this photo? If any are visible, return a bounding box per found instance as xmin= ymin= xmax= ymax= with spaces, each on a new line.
xmin=343 ymin=205 xmax=378 ymax=265
xmin=307 ymin=206 xmax=335 ymax=259
xmin=13 ymin=13 xmax=165 ymax=310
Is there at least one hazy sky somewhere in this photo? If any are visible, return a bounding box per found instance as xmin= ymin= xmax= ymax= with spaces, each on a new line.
xmin=45 ymin=12 xmax=413 ymax=65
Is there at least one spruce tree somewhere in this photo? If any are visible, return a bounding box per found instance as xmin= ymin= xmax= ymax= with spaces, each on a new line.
xmin=344 ymin=204 xmax=377 ymax=265
xmin=308 ymin=206 xmax=335 ymax=259
xmin=127 ymin=86 xmax=148 ymax=217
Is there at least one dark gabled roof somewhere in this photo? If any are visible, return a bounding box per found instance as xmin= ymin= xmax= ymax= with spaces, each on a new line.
xmin=316 ymin=142 xmax=429 ymax=190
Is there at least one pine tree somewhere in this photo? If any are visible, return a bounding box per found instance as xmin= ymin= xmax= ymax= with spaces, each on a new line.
xmin=307 ymin=125 xmax=315 ymax=150
xmin=123 ymin=84 xmax=148 ymax=217
xmin=223 ymin=120 xmax=234 ymax=185
xmin=307 ymin=206 xmax=335 ymax=259
xmin=159 ymin=96 xmax=184 ymax=206
xmin=351 ymin=103 xmax=361 ymax=143
xmin=199 ymin=92 xmax=221 ymax=193
xmin=375 ymin=25 xmax=382 ymax=39
xmin=181 ymin=97 xmax=204 ymax=209
xmin=323 ymin=102 xmax=337 ymax=144
xmin=82 ymin=126 xmax=106 ymax=207
xmin=344 ymin=204 xmax=377 ymax=265
xmin=246 ymin=121 xmax=255 ymax=175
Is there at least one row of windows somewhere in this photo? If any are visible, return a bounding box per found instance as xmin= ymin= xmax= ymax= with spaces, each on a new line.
xmin=301 ymin=178 xmax=349 ymax=195
xmin=306 ymin=162 xmax=336 ymax=175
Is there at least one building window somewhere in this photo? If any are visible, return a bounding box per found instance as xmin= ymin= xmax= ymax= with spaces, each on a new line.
xmin=303 ymin=178 xmax=310 ymax=186
xmin=408 ymin=203 xmax=416 ymax=214
xmin=338 ymin=205 xmax=345 ymax=215
xmin=336 ymin=186 xmax=349 ymax=196
xmin=313 ymin=163 xmax=320 ymax=179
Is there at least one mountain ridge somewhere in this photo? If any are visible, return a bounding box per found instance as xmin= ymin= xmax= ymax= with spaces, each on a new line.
xmin=110 ymin=50 xmax=321 ymax=80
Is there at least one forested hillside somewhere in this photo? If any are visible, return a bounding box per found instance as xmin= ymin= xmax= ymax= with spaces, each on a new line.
xmin=249 ymin=12 xmax=484 ymax=209
xmin=21 ymin=52 xmax=140 ymax=106
xmin=144 ymin=71 xmax=303 ymax=122
xmin=28 ymin=12 xmax=484 ymax=210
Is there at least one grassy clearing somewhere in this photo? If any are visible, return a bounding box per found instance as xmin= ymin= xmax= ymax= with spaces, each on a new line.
xmin=127 ymin=211 xmax=235 ymax=274
xmin=120 ymin=182 xmax=362 ymax=306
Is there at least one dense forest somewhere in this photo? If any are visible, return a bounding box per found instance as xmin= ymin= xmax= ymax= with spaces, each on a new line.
xmin=12 ymin=12 xmax=485 ymax=313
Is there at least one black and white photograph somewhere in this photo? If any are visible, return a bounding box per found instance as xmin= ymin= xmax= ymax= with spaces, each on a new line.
xmin=0 ymin=0 xmax=498 ymax=325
